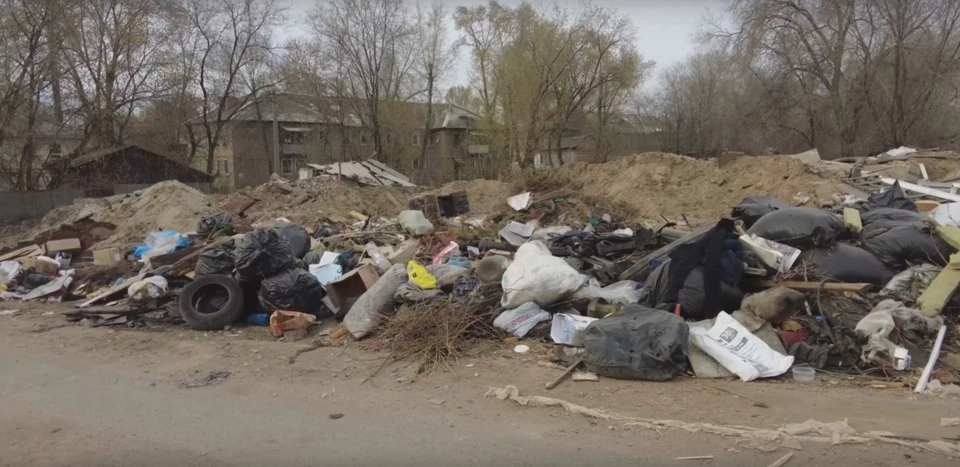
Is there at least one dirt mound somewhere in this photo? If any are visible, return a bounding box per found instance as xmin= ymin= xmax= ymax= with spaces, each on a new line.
xmin=425 ymin=179 xmax=513 ymax=215
xmin=39 ymin=181 xmax=216 ymax=247
xmin=551 ymin=152 xmax=841 ymax=223
xmin=220 ymin=176 xmax=412 ymax=228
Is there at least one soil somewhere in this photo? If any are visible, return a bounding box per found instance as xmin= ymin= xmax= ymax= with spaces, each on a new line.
xmin=551 ymin=153 xmax=844 ymax=223
xmin=219 ymin=177 xmax=414 ymax=229
xmin=2 ymin=303 xmax=959 ymax=466
xmin=34 ymin=181 xmax=218 ymax=249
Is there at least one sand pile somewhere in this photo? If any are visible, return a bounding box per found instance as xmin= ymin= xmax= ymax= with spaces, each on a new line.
xmin=220 ymin=176 xmax=412 ymax=227
xmin=550 ymin=152 xmax=842 ymax=223
xmin=39 ymin=181 xmax=216 ymax=247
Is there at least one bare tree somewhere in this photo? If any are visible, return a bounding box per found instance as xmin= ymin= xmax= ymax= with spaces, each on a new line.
xmin=416 ymin=1 xmax=453 ymax=171
xmin=183 ymin=0 xmax=283 ymax=175
xmin=310 ymin=0 xmax=418 ymax=162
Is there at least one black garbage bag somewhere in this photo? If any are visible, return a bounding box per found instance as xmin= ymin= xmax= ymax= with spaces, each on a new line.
xmin=234 ymin=229 xmax=296 ymax=282
xmin=799 ymin=243 xmax=894 ymax=286
xmin=582 ymin=305 xmax=689 ymax=381
xmin=862 ymin=220 xmax=954 ymax=269
xmin=302 ymin=250 xmax=325 ymax=265
xmin=746 ymin=207 xmax=844 ymax=247
xmin=731 ymin=196 xmax=793 ymax=227
xmin=642 ymin=260 xmax=743 ymax=321
xmin=258 ymin=268 xmax=331 ymax=318
xmin=860 ymin=207 xmax=926 ymax=227
xmin=273 ymin=222 xmax=310 ymax=259
xmin=195 ymin=247 xmax=235 ymax=276
xmin=858 ymin=181 xmax=917 ymax=212
xmin=197 ymin=212 xmax=234 ymax=237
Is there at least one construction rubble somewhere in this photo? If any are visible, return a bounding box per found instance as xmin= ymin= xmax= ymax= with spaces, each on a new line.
xmin=2 ymin=150 xmax=960 ymax=420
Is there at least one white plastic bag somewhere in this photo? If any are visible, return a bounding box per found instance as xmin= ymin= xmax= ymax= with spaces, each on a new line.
xmin=500 ymin=241 xmax=587 ymax=309
xmin=493 ymin=302 xmax=551 ymax=337
xmin=739 ymin=233 xmax=801 ymax=273
xmin=0 ymin=261 xmax=22 ymax=284
xmin=571 ymin=279 xmax=642 ymax=304
xmin=127 ymin=276 xmax=169 ymax=299
xmin=688 ymin=311 xmax=794 ymax=382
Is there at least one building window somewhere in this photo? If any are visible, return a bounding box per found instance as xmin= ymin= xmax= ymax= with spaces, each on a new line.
xmin=282 ymin=130 xmax=306 ymax=144
xmin=431 ymin=135 xmax=440 ymax=145
xmin=360 ymin=133 xmax=368 ymax=145
xmin=281 ymin=157 xmax=295 ymax=175
xmin=453 ymin=133 xmax=463 ymax=147
xmin=223 ymin=160 xmax=230 ymax=175
xmin=386 ymin=133 xmax=393 ymax=145
xmin=48 ymin=143 xmax=62 ymax=156
xmin=345 ymin=131 xmax=353 ymax=144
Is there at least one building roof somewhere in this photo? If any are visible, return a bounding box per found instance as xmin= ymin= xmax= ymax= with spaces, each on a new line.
xmin=66 ymin=145 xmax=214 ymax=182
xmin=224 ymin=93 xmax=480 ymax=131
xmin=305 ymin=159 xmax=415 ymax=187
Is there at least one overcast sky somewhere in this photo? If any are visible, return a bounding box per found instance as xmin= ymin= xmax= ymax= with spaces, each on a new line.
xmin=283 ymin=0 xmax=726 ymax=93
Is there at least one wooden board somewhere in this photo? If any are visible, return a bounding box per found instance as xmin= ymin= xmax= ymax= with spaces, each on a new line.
xmin=77 ymin=272 xmax=146 ymax=308
xmin=0 ymin=244 xmax=43 ymax=261
xmin=917 ymin=267 xmax=960 ymax=317
xmin=843 ymin=207 xmax=862 ymax=234
xmin=756 ymin=280 xmax=872 ymax=293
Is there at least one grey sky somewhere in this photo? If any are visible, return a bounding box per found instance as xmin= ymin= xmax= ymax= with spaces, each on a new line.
xmin=283 ymin=0 xmax=725 ymax=92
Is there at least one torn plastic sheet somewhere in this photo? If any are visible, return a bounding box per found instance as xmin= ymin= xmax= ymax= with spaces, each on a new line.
xmin=485 ymin=385 xmax=960 ymax=457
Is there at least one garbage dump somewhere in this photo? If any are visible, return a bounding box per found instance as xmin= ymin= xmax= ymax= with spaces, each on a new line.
xmin=3 ymin=150 xmax=959 ymax=414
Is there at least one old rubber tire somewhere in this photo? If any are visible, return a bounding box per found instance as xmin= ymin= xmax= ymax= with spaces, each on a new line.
xmin=179 ymin=274 xmax=244 ymax=330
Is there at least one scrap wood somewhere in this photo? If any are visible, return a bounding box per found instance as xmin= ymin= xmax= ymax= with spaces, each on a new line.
xmin=676 ymin=456 xmax=714 ymax=461
xmin=842 ymin=208 xmax=862 ymax=234
xmin=0 ymin=244 xmax=43 ymax=261
xmin=766 ymin=452 xmax=794 ymax=467
xmin=915 ymin=325 xmax=948 ymax=394
xmin=757 ymin=280 xmax=871 ymax=293
xmin=917 ymin=268 xmax=960 ymax=316
xmin=77 ymin=272 xmax=146 ymax=308
xmin=545 ymin=356 xmax=585 ymax=390
xmin=485 ymin=385 xmax=960 ymax=457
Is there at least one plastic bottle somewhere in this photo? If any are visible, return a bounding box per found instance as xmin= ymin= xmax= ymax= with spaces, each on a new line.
xmin=247 ymin=313 xmax=270 ymax=326
xmin=364 ymin=242 xmax=392 ymax=273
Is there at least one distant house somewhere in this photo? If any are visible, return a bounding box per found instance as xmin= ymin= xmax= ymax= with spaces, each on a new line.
xmin=53 ymin=144 xmax=214 ymax=196
xmin=192 ymin=93 xmax=486 ymax=189
xmin=0 ymin=118 xmax=83 ymax=191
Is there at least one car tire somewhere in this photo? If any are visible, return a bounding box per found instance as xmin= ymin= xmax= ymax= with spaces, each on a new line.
xmin=179 ymin=274 xmax=244 ymax=330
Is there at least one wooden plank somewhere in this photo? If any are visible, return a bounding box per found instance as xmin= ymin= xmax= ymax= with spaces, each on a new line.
xmin=149 ymin=246 xmax=201 ymax=267
xmin=936 ymin=225 xmax=960 ymax=250
xmin=756 ymin=280 xmax=872 ymax=293
xmin=917 ymin=268 xmax=960 ymax=317
xmin=0 ymin=244 xmax=42 ymax=261
xmin=880 ymin=178 xmax=960 ymax=202
xmin=843 ymin=207 xmax=862 ymax=234
xmin=77 ymin=272 xmax=146 ymax=308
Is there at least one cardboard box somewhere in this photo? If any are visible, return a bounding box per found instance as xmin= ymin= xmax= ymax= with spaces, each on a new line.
xmin=23 ymin=256 xmax=59 ymax=274
xmin=44 ymin=238 xmax=81 ymax=254
xmin=93 ymin=248 xmax=123 ymax=266
xmin=325 ymin=264 xmax=380 ymax=308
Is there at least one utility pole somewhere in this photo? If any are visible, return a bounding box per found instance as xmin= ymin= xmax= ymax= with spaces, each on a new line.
xmin=272 ymin=91 xmax=280 ymax=175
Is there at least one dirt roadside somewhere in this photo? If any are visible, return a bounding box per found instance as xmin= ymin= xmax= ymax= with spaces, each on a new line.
xmin=1 ymin=305 xmax=958 ymax=466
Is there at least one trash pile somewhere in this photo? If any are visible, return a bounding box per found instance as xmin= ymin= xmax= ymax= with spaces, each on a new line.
xmin=1 ymin=151 xmax=959 ymax=407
